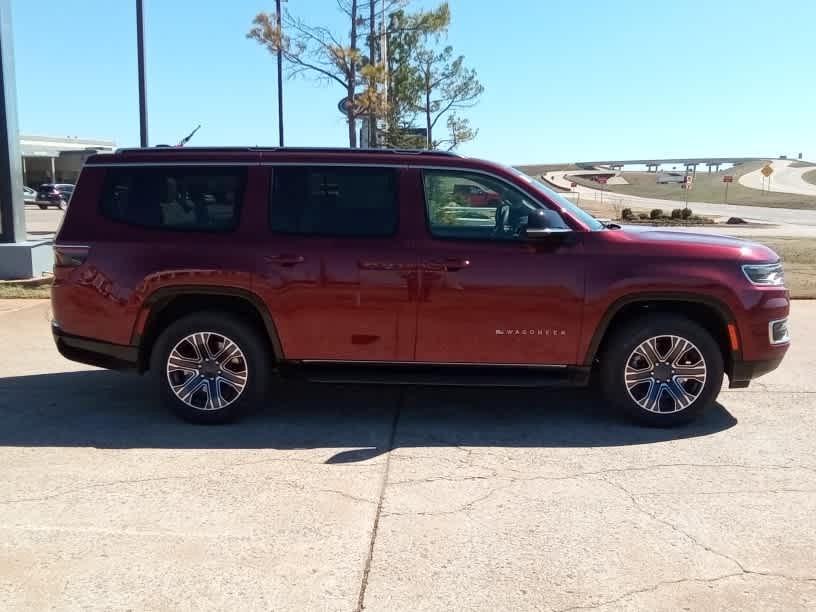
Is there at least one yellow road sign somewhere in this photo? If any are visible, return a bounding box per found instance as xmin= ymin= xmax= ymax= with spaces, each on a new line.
xmin=761 ymin=164 xmax=774 ymax=177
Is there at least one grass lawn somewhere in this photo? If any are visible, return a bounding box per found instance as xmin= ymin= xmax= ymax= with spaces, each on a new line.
xmin=745 ymin=236 xmax=816 ymax=299
xmin=0 ymin=283 xmax=51 ymax=299
xmin=572 ymin=162 xmax=816 ymax=209
xmin=803 ymin=168 xmax=816 ymax=187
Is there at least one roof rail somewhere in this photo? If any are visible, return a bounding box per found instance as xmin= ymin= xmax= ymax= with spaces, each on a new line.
xmin=113 ymin=145 xmax=461 ymax=157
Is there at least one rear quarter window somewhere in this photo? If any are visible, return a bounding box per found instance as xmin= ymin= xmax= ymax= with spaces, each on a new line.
xmin=269 ymin=166 xmax=397 ymax=237
xmin=100 ymin=166 xmax=246 ymax=232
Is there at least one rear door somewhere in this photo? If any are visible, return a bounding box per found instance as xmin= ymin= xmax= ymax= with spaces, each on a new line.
xmin=254 ymin=165 xmax=418 ymax=362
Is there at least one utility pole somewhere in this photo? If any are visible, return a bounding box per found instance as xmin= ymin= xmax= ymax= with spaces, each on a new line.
xmin=275 ymin=0 xmax=284 ymax=146
xmin=136 ymin=0 xmax=148 ymax=147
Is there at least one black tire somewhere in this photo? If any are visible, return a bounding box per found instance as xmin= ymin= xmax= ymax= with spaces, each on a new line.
xmin=599 ymin=314 xmax=724 ymax=427
xmin=37 ymin=204 xmax=47 ymax=210
xmin=58 ymin=199 xmax=68 ymax=211
xmin=150 ymin=311 xmax=272 ymax=424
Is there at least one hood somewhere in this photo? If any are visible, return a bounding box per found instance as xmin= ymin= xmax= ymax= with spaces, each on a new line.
xmin=614 ymin=225 xmax=779 ymax=263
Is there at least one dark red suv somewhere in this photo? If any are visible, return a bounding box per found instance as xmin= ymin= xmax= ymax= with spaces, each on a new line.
xmin=51 ymin=147 xmax=790 ymax=426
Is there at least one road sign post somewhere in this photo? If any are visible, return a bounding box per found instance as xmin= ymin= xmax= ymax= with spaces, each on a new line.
xmin=722 ymin=174 xmax=733 ymax=203
xmin=760 ymin=164 xmax=774 ymax=195
xmin=682 ymin=174 xmax=693 ymax=209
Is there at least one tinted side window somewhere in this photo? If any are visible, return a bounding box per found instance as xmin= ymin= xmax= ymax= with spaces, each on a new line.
xmin=100 ymin=166 xmax=245 ymax=231
xmin=270 ymin=166 xmax=397 ymax=237
xmin=423 ymin=169 xmax=567 ymax=241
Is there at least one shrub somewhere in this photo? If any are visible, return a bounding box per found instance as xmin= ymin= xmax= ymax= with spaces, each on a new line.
xmin=621 ymin=208 xmax=635 ymax=220
xmin=650 ymin=208 xmax=664 ymax=219
xmin=638 ymin=213 xmax=650 ymax=220
xmin=671 ymin=209 xmax=683 ymax=219
xmin=680 ymin=208 xmax=693 ymax=219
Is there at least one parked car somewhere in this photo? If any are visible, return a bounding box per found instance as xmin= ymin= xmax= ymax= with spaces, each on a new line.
xmin=36 ymin=183 xmax=74 ymax=210
xmin=452 ymin=182 xmax=501 ymax=206
xmin=51 ymin=147 xmax=790 ymax=426
xmin=23 ymin=185 xmax=37 ymax=203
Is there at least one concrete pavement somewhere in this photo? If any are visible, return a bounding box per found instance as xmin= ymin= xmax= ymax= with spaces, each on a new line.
xmin=740 ymin=160 xmax=816 ymax=197
xmin=0 ymin=300 xmax=815 ymax=610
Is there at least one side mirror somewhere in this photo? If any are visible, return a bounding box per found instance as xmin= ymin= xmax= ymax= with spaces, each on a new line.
xmin=523 ymin=209 xmax=571 ymax=239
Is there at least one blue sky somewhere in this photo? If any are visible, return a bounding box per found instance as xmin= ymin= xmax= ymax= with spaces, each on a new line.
xmin=10 ymin=0 xmax=816 ymax=165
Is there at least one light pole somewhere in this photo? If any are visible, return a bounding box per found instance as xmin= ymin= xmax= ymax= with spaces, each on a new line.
xmin=136 ymin=0 xmax=148 ymax=147
xmin=0 ymin=0 xmax=24 ymax=246
xmin=275 ymin=0 xmax=284 ymax=146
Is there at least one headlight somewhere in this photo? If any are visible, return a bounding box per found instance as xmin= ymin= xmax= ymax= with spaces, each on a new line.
xmin=742 ymin=262 xmax=785 ymax=286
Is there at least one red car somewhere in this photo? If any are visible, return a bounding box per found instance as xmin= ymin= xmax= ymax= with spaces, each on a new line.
xmin=51 ymin=147 xmax=790 ymax=426
xmin=453 ymin=183 xmax=501 ymax=206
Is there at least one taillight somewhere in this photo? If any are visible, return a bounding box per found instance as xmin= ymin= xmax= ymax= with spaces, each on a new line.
xmin=54 ymin=245 xmax=89 ymax=268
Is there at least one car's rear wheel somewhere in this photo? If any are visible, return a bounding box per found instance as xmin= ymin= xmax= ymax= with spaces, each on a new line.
xmin=151 ymin=312 xmax=271 ymax=424
xmin=599 ymin=315 xmax=724 ymax=426
xmin=37 ymin=204 xmax=47 ymax=210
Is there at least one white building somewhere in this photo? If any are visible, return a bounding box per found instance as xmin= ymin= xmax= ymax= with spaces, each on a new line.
xmin=21 ymin=134 xmax=115 ymax=186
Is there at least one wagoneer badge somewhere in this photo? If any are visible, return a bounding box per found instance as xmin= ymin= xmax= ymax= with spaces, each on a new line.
xmin=496 ymin=329 xmax=566 ymax=336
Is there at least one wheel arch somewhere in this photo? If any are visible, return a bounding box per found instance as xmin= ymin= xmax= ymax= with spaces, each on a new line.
xmin=133 ymin=286 xmax=283 ymax=372
xmin=585 ymin=293 xmax=740 ymax=373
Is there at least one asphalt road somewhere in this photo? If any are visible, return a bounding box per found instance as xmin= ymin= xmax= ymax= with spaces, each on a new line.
xmin=1 ymin=299 xmax=814 ymax=610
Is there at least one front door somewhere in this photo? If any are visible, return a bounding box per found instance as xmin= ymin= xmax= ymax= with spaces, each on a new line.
xmin=255 ymin=165 xmax=418 ymax=361
xmin=414 ymin=169 xmax=585 ymax=365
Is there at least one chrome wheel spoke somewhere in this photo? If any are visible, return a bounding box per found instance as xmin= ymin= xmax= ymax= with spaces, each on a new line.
xmin=625 ymin=368 xmax=653 ymax=384
xmin=193 ymin=333 xmax=215 ymax=359
xmin=637 ymin=338 xmax=662 ymax=368
xmin=166 ymin=331 xmax=248 ymax=412
xmin=674 ymin=364 xmax=706 ymax=382
xmin=206 ymin=378 xmax=224 ymax=410
xmin=174 ymin=373 xmax=207 ymax=402
xmin=218 ymin=368 xmax=247 ymax=388
xmin=213 ymin=341 xmax=241 ymax=365
xmin=665 ymin=337 xmax=692 ymax=364
xmin=167 ymin=355 xmax=201 ymax=373
xmin=642 ymin=380 xmax=663 ymax=412
xmin=665 ymin=379 xmax=695 ymax=409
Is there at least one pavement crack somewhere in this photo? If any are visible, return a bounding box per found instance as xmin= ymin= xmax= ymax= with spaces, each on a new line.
xmin=0 ymin=470 xmax=377 ymax=507
xmin=556 ymin=570 xmax=816 ymax=612
xmin=554 ymin=572 xmax=743 ymax=612
xmin=596 ymin=474 xmax=748 ymax=573
xmin=355 ymin=391 xmax=402 ymax=612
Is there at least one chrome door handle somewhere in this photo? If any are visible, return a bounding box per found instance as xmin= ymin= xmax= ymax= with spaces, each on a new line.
xmin=426 ymin=257 xmax=471 ymax=271
xmin=265 ymin=254 xmax=305 ymax=266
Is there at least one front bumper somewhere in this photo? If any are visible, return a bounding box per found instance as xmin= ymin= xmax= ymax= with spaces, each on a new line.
xmin=728 ymin=356 xmax=786 ymax=388
xmin=52 ymin=322 xmax=139 ymax=371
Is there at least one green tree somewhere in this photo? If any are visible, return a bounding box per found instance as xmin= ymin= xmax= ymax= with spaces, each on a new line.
xmin=413 ymin=45 xmax=483 ymax=149
xmin=382 ymin=4 xmax=450 ymax=148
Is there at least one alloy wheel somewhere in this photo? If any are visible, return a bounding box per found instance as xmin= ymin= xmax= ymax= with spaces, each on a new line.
xmin=166 ymin=332 xmax=248 ymax=411
xmin=624 ymin=335 xmax=707 ymax=414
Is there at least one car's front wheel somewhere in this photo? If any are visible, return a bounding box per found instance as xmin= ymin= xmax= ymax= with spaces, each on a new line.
xmin=600 ymin=315 xmax=724 ymax=426
xmin=151 ymin=312 xmax=271 ymax=424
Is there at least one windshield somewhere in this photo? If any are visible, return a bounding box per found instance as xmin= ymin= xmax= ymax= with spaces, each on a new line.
xmin=506 ymin=166 xmax=605 ymax=230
